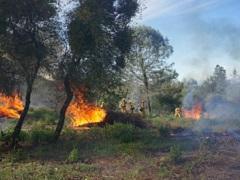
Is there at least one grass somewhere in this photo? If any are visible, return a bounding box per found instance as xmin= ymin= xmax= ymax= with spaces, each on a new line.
xmin=2 ymin=113 xmax=239 ymax=179
xmin=26 ymin=108 xmax=58 ymax=126
xmin=150 ymin=114 xmax=195 ymax=129
xmin=0 ymin=119 xmax=194 ymax=179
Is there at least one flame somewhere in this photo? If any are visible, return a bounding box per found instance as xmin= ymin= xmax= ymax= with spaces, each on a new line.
xmin=0 ymin=92 xmax=24 ymax=119
xmin=67 ymin=89 xmax=107 ymax=127
xmin=183 ymin=103 xmax=202 ymax=120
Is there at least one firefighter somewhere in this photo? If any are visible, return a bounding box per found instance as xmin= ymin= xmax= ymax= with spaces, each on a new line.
xmin=139 ymin=100 xmax=146 ymax=117
xmin=100 ymin=101 xmax=104 ymax=108
xmin=128 ymin=101 xmax=135 ymax=114
xmin=175 ymin=107 xmax=182 ymax=118
xmin=119 ymin=98 xmax=127 ymax=113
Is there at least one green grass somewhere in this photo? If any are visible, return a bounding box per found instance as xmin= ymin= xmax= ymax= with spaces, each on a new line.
xmin=27 ymin=108 xmax=58 ymax=125
xmin=150 ymin=115 xmax=194 ymax=129
xmin=0 ymin=113 xmax=207 ymax=179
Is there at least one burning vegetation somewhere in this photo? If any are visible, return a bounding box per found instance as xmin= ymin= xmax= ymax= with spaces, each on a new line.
xmin=183 ymin=103 xmax=203 ymax=120
xmin=0 ymin=92 xmax=24 ymax=119
xmin=67 ymin=89 xmax=107 ymax=127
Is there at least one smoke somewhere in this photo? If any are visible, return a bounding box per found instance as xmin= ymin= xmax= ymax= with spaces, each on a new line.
xmin=56 ymin=0 xmax=79 ymax=42
xmin=183 ymin=15 xmax=240 ymax=81
xmin=190 ymin=17 xmax=240 ymax=61
xmin=0 ymin=118 xmax=11 ymax=131
xmin=183 ymin=76 xmax=240 ymax=131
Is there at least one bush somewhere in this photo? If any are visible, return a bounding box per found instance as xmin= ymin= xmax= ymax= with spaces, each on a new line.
xmin=67 ymin=147 xmax=79 ymax=163
xmin=169 ymin=145 xmax=182 ymax=163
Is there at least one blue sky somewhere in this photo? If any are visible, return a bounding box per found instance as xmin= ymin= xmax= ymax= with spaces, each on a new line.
xmin=136 ymin=0 xmax=240 ymax=80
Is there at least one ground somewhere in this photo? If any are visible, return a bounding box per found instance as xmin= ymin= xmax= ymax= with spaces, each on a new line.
xmin=1 ymin=110 xmax=240 ymax=180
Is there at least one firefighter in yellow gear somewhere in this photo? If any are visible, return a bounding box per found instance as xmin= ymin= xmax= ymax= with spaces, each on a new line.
xmin=139 ymin=100 xmax=146 ymax=117
xmin=119 ymin=98 xmax=127 ymax=113
xmin=100 ymin=101 xmax=104 ymax=108
xmin=175 ymin=107 xmax=182 ymax=118
xmin=128 ymin=101 xmax=135 ymax=114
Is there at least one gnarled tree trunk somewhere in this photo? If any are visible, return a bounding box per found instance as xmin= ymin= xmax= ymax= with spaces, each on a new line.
xmin=11 ymin=82 xmax=33 ymax=148
xmin=53 ymin=75 xmax=73 ymax=141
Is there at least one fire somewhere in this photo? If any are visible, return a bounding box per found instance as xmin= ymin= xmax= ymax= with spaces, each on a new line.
xmin=0 ymin=92 xmax=24 ymax=119
xmin=67 ymin=89 xmax=107 ymax=127
xmin=183 ymin=103 xmax=203 ymax=120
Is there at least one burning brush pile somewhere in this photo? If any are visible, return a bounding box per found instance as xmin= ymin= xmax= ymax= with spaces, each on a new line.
xmin=0 ymin=88 xmax=146 ymax=129
xmin=67 ymin=89 xmax=107 ymax=127
xmin=66 ymin=89 xmax=147 ymax=129
xmin=0 ymin=92 xmax=23 ymax=119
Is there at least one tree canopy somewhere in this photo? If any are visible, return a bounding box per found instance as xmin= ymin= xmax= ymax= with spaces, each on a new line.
xmin=124 ymin=25 xmax=174 ymax=114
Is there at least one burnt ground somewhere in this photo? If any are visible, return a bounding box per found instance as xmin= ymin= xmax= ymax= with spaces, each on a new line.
xmin=87 ymin=130 xmax=240 ymax=180
xmin=169 ymin=129 xmax=240 ymax=179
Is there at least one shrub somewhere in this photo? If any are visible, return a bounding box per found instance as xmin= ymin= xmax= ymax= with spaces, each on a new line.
xmin=169 ymin=145 xmax=182 ymax=163
xmin=67 ymin=147 xmax=79 ymax=163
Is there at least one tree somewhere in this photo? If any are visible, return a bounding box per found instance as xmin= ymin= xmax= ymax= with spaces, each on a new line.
xmin=197 ymin=65 xmax=227 ymax=98
xmin=125 ymin=26 xmax=173 ymax=114
xmin=0 ymin=0 xmax=57 ymax=147
xmin=0 ymin=57 xmax=21 ymax=95
xmin=53 ymin=0 xmax=139 ymax=140
xmin=150 ymin=70 xmax=183 ymax=113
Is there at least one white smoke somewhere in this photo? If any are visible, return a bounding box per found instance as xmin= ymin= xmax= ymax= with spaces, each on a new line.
xmin=183 ymin=74 xmax=240 ymax=132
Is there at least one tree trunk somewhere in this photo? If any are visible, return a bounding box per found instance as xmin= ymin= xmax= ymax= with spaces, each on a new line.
xmin=146 ymin=88 xmax=151 ymax=114
xmin=143 ymin=72 xmax=151 ymax=114
xmin=11 ymin=83 xmax=33 ymax=148
xmin=53 ymin=75 xmax=73 ymax=141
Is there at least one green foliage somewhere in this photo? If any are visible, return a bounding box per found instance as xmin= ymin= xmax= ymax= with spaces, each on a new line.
xmin=87 ymin=123 xmax=139 ymax=143
xmin=169 ymin=145 xmax=182 ymax=163
xmin=152 ymin=81 xmax=184 ymax=113
xmin=65 ymin=0 xmax=139 ymax=96
xmin=30 ymin=126 xmax=54 ymax=145
xmin=28 ymin=108 xmax=58 ymax=125
xmin=192 ymin=65 xmax=227 ymax=100
xmin=124 ymin=25 xmax=175 ymax=114
xmin=104 ymin=123 xmax=138 ymax=143
xmin=0 ymin=59 xmax=20 ymax=94
xmin=67 ymin=147 xmax=80 ymax=163
xmin=0 ymin=0 xmax=58 ymax=145
xmin=0 ymin=130 xmax=29 ymax=142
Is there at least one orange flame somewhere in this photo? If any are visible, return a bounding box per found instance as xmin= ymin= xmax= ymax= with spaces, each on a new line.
xmin=183 ymin=103 xmax=202 ymax=120
xmin=67 ymin=89 xmax=107 ymax=127
xmin=0 ymin=92 xmax=24 ymax=119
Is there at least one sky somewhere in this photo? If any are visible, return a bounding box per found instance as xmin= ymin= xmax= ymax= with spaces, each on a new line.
xmin=136 ymin=0 xmax=240 ymax=80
